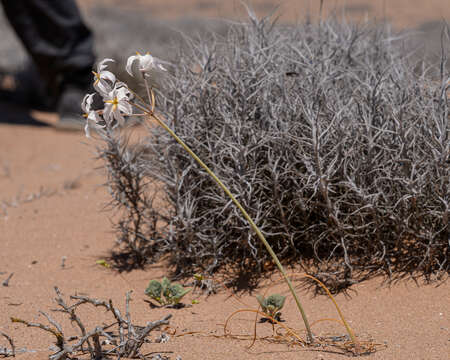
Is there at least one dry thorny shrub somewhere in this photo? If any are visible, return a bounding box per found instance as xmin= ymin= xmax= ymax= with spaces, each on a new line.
xmin=98 ymin=12 xmax=449 ymax=291
xmin=100 ymin=137 xmax=168 ymax=268
xmin=7 ymin=287 xmax=171 ymax=359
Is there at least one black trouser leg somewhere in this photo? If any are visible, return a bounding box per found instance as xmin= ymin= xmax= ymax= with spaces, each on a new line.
xmin=1 ymin=0 xmax=95 ymax=97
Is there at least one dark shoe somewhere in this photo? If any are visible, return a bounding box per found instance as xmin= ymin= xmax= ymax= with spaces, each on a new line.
xmin=54 ymin=86 xmax=86 ymax=131
xmin=0 ymin=63 xmax=56 ymax=112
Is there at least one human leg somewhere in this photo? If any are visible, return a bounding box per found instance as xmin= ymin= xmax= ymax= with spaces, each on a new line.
xmin=1 ymin=0 xmax=95 ymax=128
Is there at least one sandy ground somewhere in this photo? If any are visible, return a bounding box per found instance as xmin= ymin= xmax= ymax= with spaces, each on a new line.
xmin=0 ymin=1 xmax=449 ymax=359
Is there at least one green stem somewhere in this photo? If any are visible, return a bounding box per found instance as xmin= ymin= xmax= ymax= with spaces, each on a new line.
xmin=144 ymin=108 xmax=314 ymax=342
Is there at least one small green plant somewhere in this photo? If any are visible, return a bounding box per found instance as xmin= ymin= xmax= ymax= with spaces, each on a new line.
xmin=256 ymin=294 xmax=286 ymax=321
xmin=145 ymin=277 xmax=191 ymax=306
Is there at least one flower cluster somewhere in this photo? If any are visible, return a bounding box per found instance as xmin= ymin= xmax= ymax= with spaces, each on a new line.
xmin=82 ymin=53 xmax=168 ymax=137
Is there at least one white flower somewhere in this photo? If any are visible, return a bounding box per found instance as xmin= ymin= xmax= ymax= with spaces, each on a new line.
xmin=126 ymin=52 xmax=167 ymax=77
xmin=92 ymin=58 xmax=116 ymax=95
xmin=84 ymin=110 xmax=105 ymax=138
xmin=103 ymin=83 xmax=133 ymax=127
xmin=81 ymin=93 xmax=105 ymax=138
xmin=81 ymin=93 xmax=94 ymax=114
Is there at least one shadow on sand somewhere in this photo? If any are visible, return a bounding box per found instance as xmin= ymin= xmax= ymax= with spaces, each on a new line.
xmin=0 ymin=102 xmax=50 ymax=127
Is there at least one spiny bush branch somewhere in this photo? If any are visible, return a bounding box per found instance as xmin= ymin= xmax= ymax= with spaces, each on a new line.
xmin=97 ymin=134 xmax=170 ymax=269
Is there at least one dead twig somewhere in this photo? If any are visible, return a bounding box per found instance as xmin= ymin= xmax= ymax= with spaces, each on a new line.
xmin=12 ymin=288 xmax=172 ymax=359
xmin=2 ymin=273 xmax=13 ymax=287
xmin=0 ymin=331 xmax=15 ymax=357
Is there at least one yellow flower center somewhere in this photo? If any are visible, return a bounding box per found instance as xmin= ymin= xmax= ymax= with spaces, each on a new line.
xmin=105 ymin=97 xmax=119 ymax=111
xmin=92 ymin=71 xmax=100 ymax=84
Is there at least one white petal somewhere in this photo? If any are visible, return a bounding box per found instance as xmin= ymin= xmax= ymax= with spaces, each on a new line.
xmin=115 ymin=81 xmax=130 ymax=94
xmin=85 ymin=111 xmax=107 ymax=138
xmin=126 ymin=55 xmax=138 ymax=76
xmin=104 ymin=87 xmax=116 ymax=100
xmin=84 ymin=121 xmax=91 ymax=138
xmin=114 ymin=111 xmax=125 ymax=127
xmin=95 ymin=80 xmax=112 ymax=97
xmin=98 ymin=58 xmax=115 ymax=72
xmin=116 ymin=87 xmax=131 ymax=101
xmin=81 ymin=93 xmax=94 ymax=113
xmin=140 ymin=54 xmax=154 ymax=71
xmin=118 ymin=102 xmax=133 ymax=115
xmin=101 ymin=70 xmax=116 ymax=84
xmin=157 ymin=63 xmax=167 ymax=72
xmin=87 ymin=110 xmax=101 ymax=123
xmin=103 ymin=103 xmax=113 ymax=122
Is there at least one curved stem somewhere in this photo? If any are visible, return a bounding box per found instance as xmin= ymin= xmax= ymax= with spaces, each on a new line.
xmin=302 ymin=274 xmax=361 ymax=353
xmin=139 ymin=105 xmax=313 ymax=342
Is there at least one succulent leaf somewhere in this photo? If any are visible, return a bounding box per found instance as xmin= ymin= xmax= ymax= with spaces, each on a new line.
xmin=256 ymin=295 xmax=266 ymax=309
xmin=145 ymin=280 xmax=163 ymax=303
xmin=169 ymin=283 xmax=191 ymax=303
xmin=161 ymin=277 xmax=171 ymax=289
xmin=265 ymin=294 xmax=286 ymax=310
